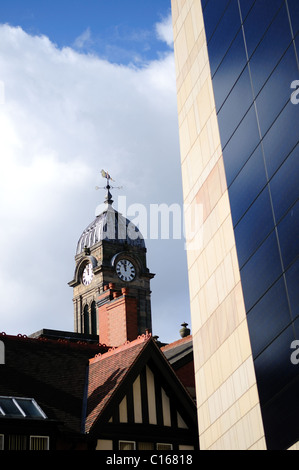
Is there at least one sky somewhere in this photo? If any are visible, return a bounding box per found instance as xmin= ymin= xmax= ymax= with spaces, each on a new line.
xmin=0 ymin=0 xmax=191 ymax=344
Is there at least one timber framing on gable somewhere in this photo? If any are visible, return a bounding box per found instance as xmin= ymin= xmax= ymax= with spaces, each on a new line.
xmin=85 ymin=335 xmax=199 ymax=450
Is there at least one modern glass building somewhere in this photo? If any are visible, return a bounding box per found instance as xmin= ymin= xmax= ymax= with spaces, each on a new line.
xmin=171 ymin=0 xmax=299 ymax=450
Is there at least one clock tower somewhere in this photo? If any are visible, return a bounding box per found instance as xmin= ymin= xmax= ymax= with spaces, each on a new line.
xmin=68 ymin=172 xmax=155 ymax=347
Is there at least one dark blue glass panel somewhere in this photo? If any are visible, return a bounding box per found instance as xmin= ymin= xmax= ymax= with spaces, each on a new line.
xmin=287 ymin=0 xmax=299 ymax=35
xmin=247 ymin=277 xmax=291 ymax=358
xmin=248 ymin=5 xmax=292 ymax=96
xmin=254 ymin=44 xmax=298 ymax=136
xmin=240 ymin=231 xmax=282 ymax=312
xmin=234 ymin=187 xmax=274 ymax=267
xmin=261 ymin=373 xmax=299 ymax=449
xmin=229 ymin=144 xmax=267 ymax=225
xmin=286 ymin=258 xmax=299 ymax=321
xmin=254 ymin=325 xmax=297 ymax=405
xmin=277 ymin=200 xmax=299 ymax=270
xmin=242 ymin=0 xmax=286 ymax=58
xmin=262 ymin=99 xmax=299 ymax=178
xmin=295 ymin=316 xmax=299 ymax=342
xmin=296 ymin=33 xmax=299 ymax=57
xmin=212 ymin=30 xmax=248 ymax=111
xmin=222 ymin=105 xmax=260 ymax=186
xmin=217 ymin=65 xmax=253 ymax=146
xmin=202 ymin=0 xmax=232 ymax=42
xmin=238 ymin=0 xmax=256 ymax=20
xmin=208 ymin=0 xmax=241 ymax=76
xmin=270 ymin=143 xmax=299 ymax=222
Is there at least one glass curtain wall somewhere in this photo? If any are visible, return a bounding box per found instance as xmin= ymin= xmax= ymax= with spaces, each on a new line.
xmin=202 ymin=0 xmax=299 ymax=449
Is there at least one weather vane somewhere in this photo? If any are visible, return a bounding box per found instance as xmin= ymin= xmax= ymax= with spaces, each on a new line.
xmin=96 ymin=169 xmax=123 ymax=205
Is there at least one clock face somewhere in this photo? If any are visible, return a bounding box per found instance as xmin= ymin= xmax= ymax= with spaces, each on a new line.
xmin=116 ymin=259 xmax=136 ymax=282
xmin=82 ymin=263 xmax=93 ymax=286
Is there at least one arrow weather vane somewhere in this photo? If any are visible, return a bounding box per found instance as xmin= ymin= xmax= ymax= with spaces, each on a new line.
xmin=96 ymin=169 xmax=123 ymax=205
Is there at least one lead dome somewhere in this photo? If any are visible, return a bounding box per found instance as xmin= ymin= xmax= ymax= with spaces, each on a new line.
xmin=76 ymin=204 xmax=145 ymax=255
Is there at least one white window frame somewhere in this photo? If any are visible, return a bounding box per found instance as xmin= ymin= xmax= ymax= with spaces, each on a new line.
xmin=119 ymin=440 xmax=136 ymax=450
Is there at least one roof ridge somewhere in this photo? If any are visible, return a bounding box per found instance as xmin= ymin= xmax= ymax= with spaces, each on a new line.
xmin=0 ymin=332 xmax=107 ymax=351
xmin=89 ymin=333 xmax=152 ymax=364
xmin=161 ymin=334 xmax=193 ymax=351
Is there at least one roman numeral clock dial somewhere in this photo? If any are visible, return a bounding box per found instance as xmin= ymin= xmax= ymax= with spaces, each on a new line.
xmin=82 ymin=263 xmax=93 ymax=286
xmin=116 ymin=259 xmax=136 ymax=282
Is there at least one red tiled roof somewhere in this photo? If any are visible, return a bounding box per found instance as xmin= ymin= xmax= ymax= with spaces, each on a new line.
xmin=85 ymin=334 xmax=151 ymax=433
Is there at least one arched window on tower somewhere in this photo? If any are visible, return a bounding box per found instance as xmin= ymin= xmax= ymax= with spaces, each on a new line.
xmin=83 ymin=304 xmax=89 ymax=334
xmin=91 ymin=301 xmax=97 ymax=335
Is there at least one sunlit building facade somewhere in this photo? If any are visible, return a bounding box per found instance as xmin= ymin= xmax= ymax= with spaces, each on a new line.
xmin=171 ymin=0 xmax=299 ymax=450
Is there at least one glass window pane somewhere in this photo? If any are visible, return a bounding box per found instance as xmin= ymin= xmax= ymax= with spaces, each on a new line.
xmin=0 ymin=397 xmax=22 ymax=416
xmin=247 ymin=277 xmax=291 ymax=358
xmin=242 ymin=1 xmax=287 ymax=58
xmin=8 ymin=435 xmax=27 ymax=450
xmin=248 ymin=5 xmax=292 ymax=95
xmin=229 ymin=144 xmax=267 ymax=225
xmin=15 ymin=398 xmax=45 ymax=418
xmin=294 ymin=316 xmax=299 ymax=346
xmin=156 ymin=443 xmax=173 ymax=450
xmin=202 ymin=0 xmax=209 ymax=10
xmin=287 ymin=0 xmax=299 ymax=35
xmin=277 ymin=201 xmax=299 ymax=270
xmin=84 ymin=304 xmax=89 ymax=334
xmin=270 ymin=143 xmax=299 ymax=222
xmin=255 ymin=43 xmax=299 ymax=136
xmin=138 ymin=442 xmax=154 ymax=450
xmin=295 ymin=34 xmax=299 ymax=60
xmin=207 ymin=0 xmax=241 ymax=76
xmin=261 ymin=362 xmax=299 ymax=450
xmin=240 ymin=231 xmax=282 ymax=312
xmin=119 ymin=441 xmax=135 ymax=450
xmin=262 ymin=99 xmax=299 ymax=178
xmin=91 ymin=301 xmax=97 ymax=335
xmin=203 ymin=0 xmax=232 ymax=43
xmin=30 ymin=436 xmax=49 ymax=450
xmin=285 ymin=258 xmax=299 ymax=321
xmin=212 ymin=30 xmax=247 ymax=111
xmin=254 ymin=325 xmax=297 ymax=405
xmin=217 ymin=65 xmax=253 ymax=146
xmin=238 ymin=0 xmax=256 ymax=20
xmin=234 ymin=187 xmax=274 ymax=268
xmin=222 ymin=105 xmax=260 ymax=186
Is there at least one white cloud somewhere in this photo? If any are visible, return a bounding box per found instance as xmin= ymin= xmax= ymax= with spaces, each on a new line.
xmin=0 ymin=23 xmax=190 ymax=343
xmin=155 ymin=13 xmax=174 ymax=47
xmin=73 ymin=27 xmax=93 ymax=50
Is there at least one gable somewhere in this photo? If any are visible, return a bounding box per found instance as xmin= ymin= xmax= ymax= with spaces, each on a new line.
xmin=85 ymin=338 xmax=147 ymax=432
xmin=106 ymin=365 xmax=189 ymax=430
xmin=85 ymin=336 xmax=198 ymax=446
